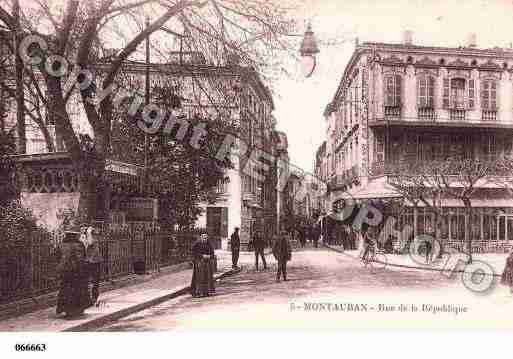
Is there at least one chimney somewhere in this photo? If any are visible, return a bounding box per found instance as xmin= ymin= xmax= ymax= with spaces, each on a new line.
xmin=403 ymin=30 xmax=413 ymax=45
xmin=467 ymin=33 xmax=477 ymax=48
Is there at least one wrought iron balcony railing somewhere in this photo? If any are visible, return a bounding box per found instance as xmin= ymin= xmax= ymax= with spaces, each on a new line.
xmin=384 ymin=105 xmax=401 ymax=119
xmin=450 ymin=109 xmax=467 ymax=121
xmin=418 ymin=108 xmax=436 ymax=121
xmin=482 ymin=110 xmax=498 ymax=122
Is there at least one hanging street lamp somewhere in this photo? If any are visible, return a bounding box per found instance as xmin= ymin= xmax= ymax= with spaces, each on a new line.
xmin=299 ymin=22 xmax=320 ymax=78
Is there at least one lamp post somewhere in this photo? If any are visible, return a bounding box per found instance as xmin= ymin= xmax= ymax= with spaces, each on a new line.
xmin=299 ymin=22 xmax=320 ymax=78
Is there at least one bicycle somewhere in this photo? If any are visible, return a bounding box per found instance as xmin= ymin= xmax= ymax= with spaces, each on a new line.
xmin=360 ymin=242 xmax=388 ymax=273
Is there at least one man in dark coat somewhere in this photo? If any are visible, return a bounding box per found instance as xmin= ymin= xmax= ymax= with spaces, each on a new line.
xmin=312 ymin=223 xmax=321 ymax=248
xmin=273 ymin=231 xmax=292 ymax=282
xmin=230 ymin=227 xmax=240 ymax=269
xmin=251 ymin=230 xmax=267 ymax=271
xmin=191 ymin=234 xmax=215 ymax=297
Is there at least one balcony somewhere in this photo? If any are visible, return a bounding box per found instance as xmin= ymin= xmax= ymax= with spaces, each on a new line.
xmin=327 ymin=165 xmax=360 ymax=192
xmin=450 ymin=109 xmax=467 ymax=121
xmin=418 ymin=108 xmax=436 ymax=122
xmin=482 ymin=110 xmax=498 ymax=122
xmin=384 ymin=106 xmax=401 ymax=120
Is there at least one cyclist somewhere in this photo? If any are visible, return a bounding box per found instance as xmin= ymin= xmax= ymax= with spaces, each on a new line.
xmin=360 ymin=225 xmax=376 ymax=265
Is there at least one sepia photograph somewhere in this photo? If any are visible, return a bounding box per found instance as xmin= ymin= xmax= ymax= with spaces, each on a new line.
xmin=1 ymin=0 xmax=513 ymax=357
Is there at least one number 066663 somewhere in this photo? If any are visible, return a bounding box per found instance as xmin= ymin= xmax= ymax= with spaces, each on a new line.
xmin=15 ymin=344 xmax=47 ymax=352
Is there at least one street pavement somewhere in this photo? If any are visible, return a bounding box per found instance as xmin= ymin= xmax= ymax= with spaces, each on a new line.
xmin=0 ymin=266 xmax=194 ymax=332
xmin=98 ymin=247 xmax=513 ymax=331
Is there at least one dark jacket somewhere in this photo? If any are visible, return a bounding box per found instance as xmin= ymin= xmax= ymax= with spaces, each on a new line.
xmin=230 ymin=231 xmax=240 ymax=251
xmin=251 ymin=233 xmax=266 ymax=251
xmin=56 ymin=238 xmax=87 ymax=275
xmin=191 ymin=240 xmax=214 ymax=260
xmin=273 ymin=236 xmax=292 ymax=262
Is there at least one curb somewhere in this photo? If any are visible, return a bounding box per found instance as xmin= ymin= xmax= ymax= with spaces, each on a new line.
xmin=324 ymin=244 xmax=502 ymax=277
xmin=62 ymin=267 xmax=241 ymax=332
xmin=0 ymin=262 xmax=192 ymax=322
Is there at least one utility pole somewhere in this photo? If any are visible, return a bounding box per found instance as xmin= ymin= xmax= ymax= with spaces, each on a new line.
xmin=13 ymin=0 xmax=25 ymax=154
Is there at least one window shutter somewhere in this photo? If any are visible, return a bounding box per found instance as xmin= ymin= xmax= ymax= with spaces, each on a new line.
xmin=395 ymin=74 xmax=402 ymax=106
xmin=385 ymin=76 xmax=392 ymax=106
xmin=442 ymin=78 xmax=450 ymax=108
xmin=428 ymin=77 xmax=435 ymax=108
xmin=491 ymin=80 xmax=498 ymax=109
xmin=417 ymin=76 xmax=425 ymax=108
xmin=468 ymin=79 xmax=475 ymax=109
xmin=482 ymin=80 xmax=489 ymax=110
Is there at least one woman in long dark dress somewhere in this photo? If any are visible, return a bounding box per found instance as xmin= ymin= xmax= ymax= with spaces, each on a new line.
xmin=190 ymin=234 xmax=215 ymax=298
xmin=56 ymin=230 xmax=92 ymax=318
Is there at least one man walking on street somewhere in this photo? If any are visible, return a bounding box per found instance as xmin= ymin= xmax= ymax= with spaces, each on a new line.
xmin=230 ymin=227 xmax=240 ymax=269
xmin=273 ymin=230 xmax=292 ymax=282
xmin=251 ymin=230 xmax=267 ymax=271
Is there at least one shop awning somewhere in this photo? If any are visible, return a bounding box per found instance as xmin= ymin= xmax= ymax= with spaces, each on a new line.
xmin=411 ymin=198 xmax=513 ymax=208
xmin=351 ymin=177 xmax=402 ymax=200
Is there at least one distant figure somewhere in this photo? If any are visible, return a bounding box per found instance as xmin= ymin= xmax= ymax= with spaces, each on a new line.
xmin=230 ymin=227 xmax=240 ymax=269
xmin=424 ymin=240 xmax=433 ymax=264
xmin=85 ymin=226 xmax=103 ymax=304
xmin=56 ymin=228 xmax=92 ymax=318
xmin=191 ymin=234 xmax=215 ymax=298
xmin=273 ymin=231 xmax=292 ymax=282
xmin=312 ymin=223 xmax=320 ymax=248
xmin=298 ymin=226 xmax=306 ymax=248
xmin=501 ymin=251 xmax=513 ymax=294
xmin=360 ymin=226 xmax=374 ymax=264
xmin=251 ymin=231 xmax=267 ymax=271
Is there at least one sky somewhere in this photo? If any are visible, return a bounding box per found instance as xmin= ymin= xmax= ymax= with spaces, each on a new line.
xmin=273 ymin=0 xmax=513 ymax=173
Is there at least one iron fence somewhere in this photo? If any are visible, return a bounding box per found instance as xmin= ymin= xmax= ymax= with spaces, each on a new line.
xmin=0 ymin=228 xmax=199 ymax=305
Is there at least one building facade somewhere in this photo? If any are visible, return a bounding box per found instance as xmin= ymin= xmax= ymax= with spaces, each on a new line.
xmin=313 ymin=141 xmax=327 ymax=216
xmin=323 ymin=34 xmax=513 ymax=251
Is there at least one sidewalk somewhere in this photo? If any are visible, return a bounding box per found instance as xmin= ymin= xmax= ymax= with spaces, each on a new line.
xmin=0 ymin=251 xmax=236 ymax=332
xmin=326 ymin=245 xmax=508 ymax=275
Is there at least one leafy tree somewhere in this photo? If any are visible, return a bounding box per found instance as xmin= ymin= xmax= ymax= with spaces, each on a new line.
xmin=111 ymin=83 xmax=236 ymax=230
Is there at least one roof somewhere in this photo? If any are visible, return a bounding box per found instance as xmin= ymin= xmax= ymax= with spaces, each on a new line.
xmin=361 ymin=41 xmax=513 ymax=58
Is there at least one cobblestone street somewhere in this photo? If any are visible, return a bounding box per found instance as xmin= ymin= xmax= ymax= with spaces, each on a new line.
xmin=98 ymin=248 xmax=513 ymax=331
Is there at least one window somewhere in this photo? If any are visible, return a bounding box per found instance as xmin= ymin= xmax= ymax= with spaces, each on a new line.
xmin=417 ymin=75 xmax=435 ymax=108
xmin=481 ymin=79 xmax=498 ymax=110
xmin=468 ymin=79 xmax=475 ymax=108
xmin=442 ymin=78 xmax=450 ymax=108
xmin=450 ymin=78 xmax=466 ymax=109
xmin=374 ymin=133 xmax=384 ymax=163
xmin=385 ymin=74 xmax=402 ymax=107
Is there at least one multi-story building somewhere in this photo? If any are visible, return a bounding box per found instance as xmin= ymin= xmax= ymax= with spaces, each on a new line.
xmin=275 ymin=130 xmax=290 ymax=234
xmin=323 ymin=32 xmax=513 ymax=250
xmin=313 ymin=141 xmax=327 ymax=216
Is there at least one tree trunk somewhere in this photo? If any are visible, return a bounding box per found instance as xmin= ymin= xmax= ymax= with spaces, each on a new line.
xmin=36 ymin=122 xmax=55 ymax=153
xmin=464 ymin=198 xmax=473 ymax=264
xmin=76 ymin=154 xmax=107 ymax=224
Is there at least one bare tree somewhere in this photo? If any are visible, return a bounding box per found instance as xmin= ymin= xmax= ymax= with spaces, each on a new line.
xmin=0 ymin=0 xmax=302 ymax=222
xmin=388 ymin=157 xmax=513 ymax=263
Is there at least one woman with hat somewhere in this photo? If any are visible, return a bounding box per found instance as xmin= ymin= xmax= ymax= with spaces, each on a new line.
xmin=190 ymin=233 xmax=215 ymax=298
xmin=55 ymin=226 xmax=93 ymax=318
xmin=83 ymin=225 xmax=103 ymax=305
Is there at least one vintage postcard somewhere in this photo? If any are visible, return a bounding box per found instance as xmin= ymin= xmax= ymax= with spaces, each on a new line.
xmin=1 ymin=1 xmax=513 ymax=353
